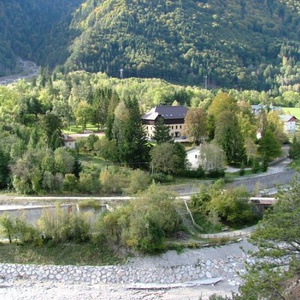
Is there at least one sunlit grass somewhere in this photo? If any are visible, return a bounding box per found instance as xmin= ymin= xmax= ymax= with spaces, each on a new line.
xmin=63 ymin=123 xmax=103 ymax=134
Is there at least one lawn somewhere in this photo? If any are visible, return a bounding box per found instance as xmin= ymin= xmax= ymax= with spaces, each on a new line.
xmin=63 ymin=123 xmax=103 ymax=134
xmin=282 ymin=107 xmax=300 ymax=119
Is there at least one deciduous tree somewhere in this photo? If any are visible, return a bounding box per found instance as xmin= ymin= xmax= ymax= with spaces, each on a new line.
xmin=183 ymin=108 xmax=207 ymax=144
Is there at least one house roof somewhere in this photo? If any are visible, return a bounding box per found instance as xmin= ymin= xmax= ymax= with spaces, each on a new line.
xmin=142 ymin=105 xmax=188 ymax=121
xmin=279 ymin=115 xmax=298 ymax=122
xmin=64 ymin=135 xmax=76 ymax=142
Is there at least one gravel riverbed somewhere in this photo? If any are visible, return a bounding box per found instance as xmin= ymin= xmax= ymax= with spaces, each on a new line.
xmin=0 ymin=239 xmax=256 ymax=300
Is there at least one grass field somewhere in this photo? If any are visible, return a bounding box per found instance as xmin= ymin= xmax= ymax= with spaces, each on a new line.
xmin=282 ymin=107 xmax=300 ymax=119
xmin=0 ymin=243 xmax=124 ymax=266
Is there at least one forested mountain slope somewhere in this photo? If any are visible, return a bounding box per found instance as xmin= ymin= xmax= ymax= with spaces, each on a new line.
xmin=64 ymin=0 xmax=300 ymax=89
xmin=2 ymin=0 xmax=300 ymax=90
xmin=0 ymin=0 xmax=83 ymax=76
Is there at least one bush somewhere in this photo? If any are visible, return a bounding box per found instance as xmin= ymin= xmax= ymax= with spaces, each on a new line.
xmin=63 ymin=174 xmax=78 ymax=192
xmin=0 ymin=213 xmax=39 ymax=244
xmin=150 ymin=173 xmax=174 ymax=183
xmin=96 ymin=185 xmax=183 ymax=254
xmin=99 ymin=168 xmax=129 ymax=194
xmin=177 ymin=167 xmax=205 ymax=178
xmin=78 ymin=172 xmax=94 ymax=194
xmin=207 ymin=168 xmax=225 ymax=178
xmin=0 ymin=213 xmax=15 ymax=243
xmin=38 ymin=204 xmax=91 ymax=244
xmin=126 ymin=169 xmax=151 ymax=194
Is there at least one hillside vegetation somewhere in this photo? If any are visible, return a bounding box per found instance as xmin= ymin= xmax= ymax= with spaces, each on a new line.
xmin=2 ymin=0 xmax=300 ymax=91
xmin=0 ymin=0 xmax=83 ymax=76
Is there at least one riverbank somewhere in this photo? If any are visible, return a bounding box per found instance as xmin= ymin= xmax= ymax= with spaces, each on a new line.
xmin=0 ymin=239 xmax=256 ymax=299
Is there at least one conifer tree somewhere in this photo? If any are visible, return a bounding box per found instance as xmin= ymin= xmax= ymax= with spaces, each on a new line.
xmin=153 ymin=117 xmax=172 ymax=144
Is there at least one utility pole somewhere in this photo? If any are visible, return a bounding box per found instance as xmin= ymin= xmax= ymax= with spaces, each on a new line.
xmin=204 ymin=75 xmax=208 ymax=89
xmin=120 ymin=68 xmax=124 ymax=79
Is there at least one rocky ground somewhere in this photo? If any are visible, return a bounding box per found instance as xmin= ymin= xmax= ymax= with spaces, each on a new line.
xmin=0 ymin=280 xmax=235 ymax=300
xmin=0 ymin=239 xmax=256 ymax=300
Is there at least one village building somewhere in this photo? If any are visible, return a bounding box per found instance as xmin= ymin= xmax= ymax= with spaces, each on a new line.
xmin=63 ymin=135 xmax=76 ymax=149
xmin=279 ymin=115 xmax=298 ymax=133
xmin=186 ymin=143 xmax=225 ymax=171
xmin=141 ymin=105 xmax=188 ymax=139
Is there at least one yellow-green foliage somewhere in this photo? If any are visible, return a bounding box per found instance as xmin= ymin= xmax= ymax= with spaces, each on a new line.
xmin=97 ymin=185 xmax=182 ymax=253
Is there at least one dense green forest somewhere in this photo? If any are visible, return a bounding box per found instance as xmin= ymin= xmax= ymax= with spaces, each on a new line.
xmin=0 ymin=0 xmax=83 ymax=76
xmin=2 ymin=0 xmax=300 ymax=90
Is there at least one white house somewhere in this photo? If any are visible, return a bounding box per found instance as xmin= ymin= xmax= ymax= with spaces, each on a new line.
xmin=64 ymin=135 xmax=76 ymax=149
xmin=279 ymin=115 xmax=297 ymax=133
xmin=186 ymin=143 xmax=225 ymax=171
xmin=141 ymin=105 xmax=188 ymax=139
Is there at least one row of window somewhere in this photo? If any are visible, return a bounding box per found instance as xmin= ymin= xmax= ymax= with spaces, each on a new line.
xmin=150 ymin=125 xmax=182 ymax=131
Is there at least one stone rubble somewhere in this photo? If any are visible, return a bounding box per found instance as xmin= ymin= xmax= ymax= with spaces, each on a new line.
xmin=0 ymin=254 xmax=253 ymax=288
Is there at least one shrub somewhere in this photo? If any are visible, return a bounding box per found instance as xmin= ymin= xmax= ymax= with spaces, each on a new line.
xmin=150 ymin=173 xmax=174 ymax=183
xmin=126 ymin=169 xmax=151 ymax=194
xmin=177 ymin=167 xmax=205 ymax=178
xmin=38 ymin=204 xmax=91 ymax=244
xmin=0 ymin=213 xmax=15 ymax=243
xmin=251 ymin=158 xmax=260 ymax=174
xmin=78 ymin=172 xmax=94 ymax=194
xmin=99 ymin=168 xmax=128 ymax=194
xmin=207 ymin=168 xmax=225 ymax=178
xmin=0 ymin=213 xmax=39 ymax=244
xmin=63 ymin=173 xmax=78 ymax=192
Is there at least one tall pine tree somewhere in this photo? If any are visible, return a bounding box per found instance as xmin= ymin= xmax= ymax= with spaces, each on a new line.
xmin=153 ymin=117 xmax=172 ymax=144
xmin=113 ymin=97 xmax=150 ymax=169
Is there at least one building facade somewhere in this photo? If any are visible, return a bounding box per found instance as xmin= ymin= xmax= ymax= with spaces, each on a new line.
xmin=141 ymin=105 xmax=188 ymax=139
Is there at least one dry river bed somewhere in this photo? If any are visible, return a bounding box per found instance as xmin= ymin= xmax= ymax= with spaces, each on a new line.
xmin=0 ymin=239 xmax=256 ymax=300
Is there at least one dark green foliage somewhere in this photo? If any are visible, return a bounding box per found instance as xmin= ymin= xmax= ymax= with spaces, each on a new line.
xmin=0 ymin=149 xmax=10 ymax=189
xmin=152 ymin=117 xmax=172 ymax=144
xmin=239 ymin=164 xmax=245 ymax=176
xmin=288 ymin=135 xmax=300 ymax=159
xmin=206 ymin=168 xmax=225 ymax=178
xmin=215 ymin=111 xmax=246 ymax=164
xmin=112 ymin=97 xmax=150 ymax=169
xmin=2 ymin=0 xmax=300 ymax=92
xmin=0 ymin=0 xmax=83 ymax=75
xmin=85 ymin=133 xmax=99 ymax=152
xmin=150 ymin=173 xmax=174 ymax=183
xmin=39 ymin=113 xmax=64 ymax=150
xmin=176 ymin=167 xmax=206 ymax=179
xmin=150 ymin=142 xmax=186 ymax=175
xmin=72 ymin=157 xmax=82 ymax=179
xmin=192 ymin=181 xmax=257 ymax=228
xmin=258 ymin=129 xmax=282 ymax=162
xmin=63 ymin=0 xmax=300 ymax=90
xmin=251 ymin=158 xmax=260 ymax=174
xmin=236 ymin=179 xmax=300 ymax=299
